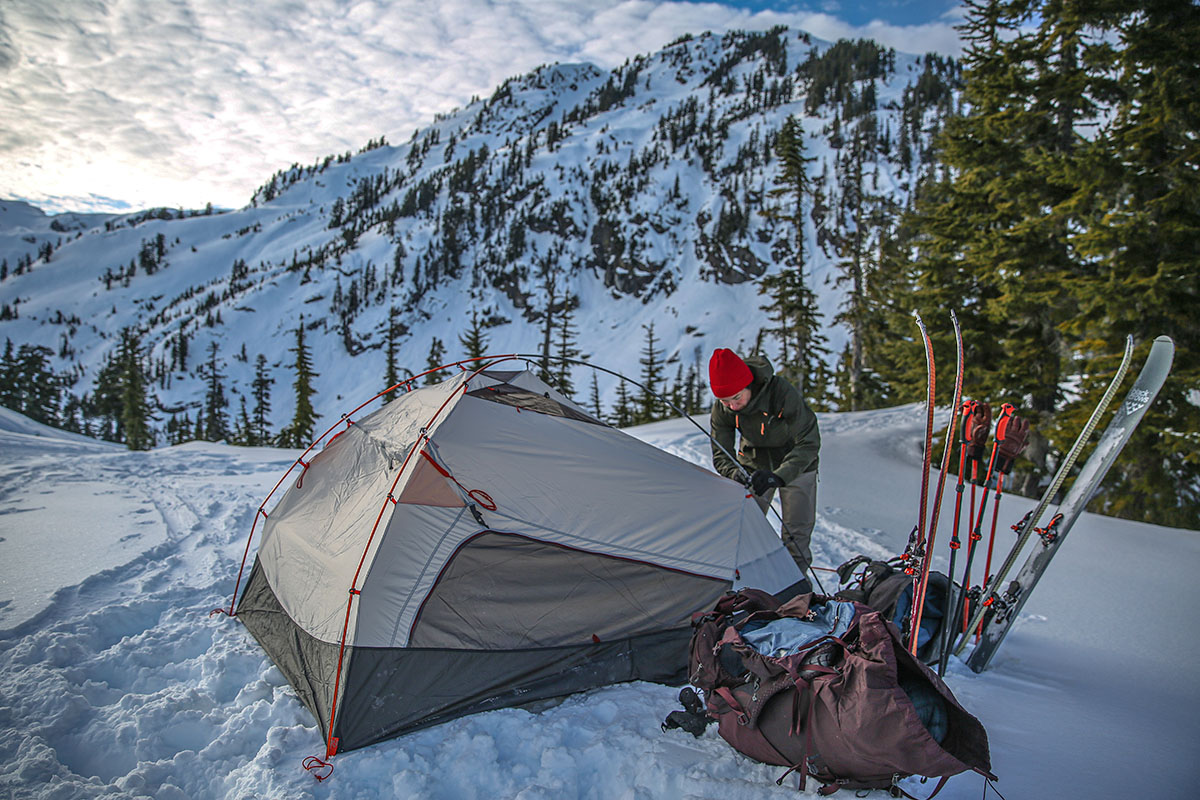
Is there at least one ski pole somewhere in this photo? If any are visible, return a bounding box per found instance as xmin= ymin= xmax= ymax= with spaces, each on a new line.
xmin=938 ymin=400 xmax=986 ymax=677
xmin=975 ymin=407 xmax=1029 ymax=639
xmin=947 ymin=405 xmax=1006 ymax=658
xmin=977 ymin=472 xmax=1005 ymax=640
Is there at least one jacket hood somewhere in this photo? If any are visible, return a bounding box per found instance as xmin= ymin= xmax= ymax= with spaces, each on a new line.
xmin=744 ymin=355 xmax=775 ymax=390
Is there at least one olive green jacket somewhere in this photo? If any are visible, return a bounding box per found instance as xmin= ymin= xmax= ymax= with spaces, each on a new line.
xmin=710 ymin=356 xmax=820 ymax=484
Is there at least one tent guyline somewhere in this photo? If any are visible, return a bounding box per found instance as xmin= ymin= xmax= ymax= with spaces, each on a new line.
xmin=215 ymin=354 xmax=806 ymax=774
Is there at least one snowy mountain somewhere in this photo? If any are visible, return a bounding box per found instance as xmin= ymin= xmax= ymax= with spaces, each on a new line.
xmin=1 ymin=402 xmax=1196 ymax=798
xmin=0 ymin=27 xmax=959 ymax=444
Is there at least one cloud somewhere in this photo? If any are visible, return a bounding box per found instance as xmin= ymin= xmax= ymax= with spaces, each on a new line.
xmin=0 ymin=0 xmax=964 ymax=214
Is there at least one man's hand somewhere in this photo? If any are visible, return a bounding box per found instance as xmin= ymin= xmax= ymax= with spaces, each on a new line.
xmin=750 ymin=470 xmax=785 ymax=496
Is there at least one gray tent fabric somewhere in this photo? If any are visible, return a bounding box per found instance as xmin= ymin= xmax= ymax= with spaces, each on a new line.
xmin=237 ymin=368 xmax=801 ymax=754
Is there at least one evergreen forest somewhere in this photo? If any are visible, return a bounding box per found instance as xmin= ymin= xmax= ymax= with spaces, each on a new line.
xmin=0 ymin=0 xmax=1195 ymax=528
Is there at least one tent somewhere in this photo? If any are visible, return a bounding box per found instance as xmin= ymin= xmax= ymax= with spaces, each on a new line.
xmin=235 ymin=366 xmax=801 ymax=756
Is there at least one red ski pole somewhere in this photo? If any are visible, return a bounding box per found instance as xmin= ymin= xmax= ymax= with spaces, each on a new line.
xmin=976 ymin=407 xmax=1029 ymax=639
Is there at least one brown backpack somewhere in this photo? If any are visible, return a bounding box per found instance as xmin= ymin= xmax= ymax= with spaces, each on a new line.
xmin=687 ymin=590 xmax=994 ymax=797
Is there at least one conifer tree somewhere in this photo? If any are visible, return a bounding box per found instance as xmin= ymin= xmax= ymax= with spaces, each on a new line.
xmin=251 ymin=354 xmax=273 ymax=446
xmin=636 ymin=322 xmax=664 ymax=423
xmin=383 ymin=306 xmax=403 ymax=402
xmin=12 ymin=344 xmax=61 ymax=426
xmin=896 ymin=0 xmax=1094 ymax=486
xmin=233 ymin=396 xmax=253 ymax=447
xmin=201 ymin=341 xmax=229 ymax=442
xmin=90 ymin=348 xmax=125 ymax=442
xmin=831 ymin=123 xmax=891 ymax=410
xmin=554 ymin=304 xmax=580 ymax=399
xmin=167 ymin=412 xmax=193 ymax=446
xmin=424 ymin=337 xmax=448 ymax=385
xmin=759 ymin=115 xmax=831 ymax=403
xmin=1056 ymin=0 xmax=1200 ymax=526
xmin=118 ymin=328 xmax=154 ymax=450
xmin=458 ymin=309 xmax=490 ymax=362
xmin=588 ymin=372 xmax=605 ymax=421
xmin=611 ymin=380 xmax=635 ymax=428
xmin=537 ymin=262 xmax=561 ymax=386
xmin=0 ymin=340 xmax=19 ymax=411
xmin=278 ymin=318 xmax=319 ymax=448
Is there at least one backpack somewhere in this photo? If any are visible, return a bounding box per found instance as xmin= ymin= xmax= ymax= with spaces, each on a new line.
xmin=686 ymin=589 xmax=993 ymax=797
xmin=834 ymin=556 xmax=955 ymax=666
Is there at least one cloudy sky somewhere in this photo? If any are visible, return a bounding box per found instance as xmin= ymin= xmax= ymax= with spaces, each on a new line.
xmin=1 ymin=0 xmax=965 ymax=215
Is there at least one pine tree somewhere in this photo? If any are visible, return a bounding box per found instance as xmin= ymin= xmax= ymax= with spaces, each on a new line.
xmin=832 ymin=124 xmax=888 ymax=411
xmin=14 ymin=344 xmax=60 ymax=426
xmin=611 ymin=380 xmax=635 ymax=428
xmin=759 ymin=115 xmax=831 ymax=402
xmin=636 ymin=322 xmax=665 ymax=423
xmin=278 ymin=318 xmax=319 ymax=448
xmin=588 ymin=372 xmax=605 ymax=421
xmin=458 ymin=309 xmax=490 ymax=362
xmin=554 ymin=304 xmax=580 ymax=399
xmin=1056 ymin=0 xmax=1200 ymax=526
xmin=90 ymin=348 xmax=125 ymax=442
xmin=0 ymin=340 xmax=19 ymax=411
xmin=424 ymin=337 xmax=448 ymax=385
xmin=898 ymin=0 xmax=1098 ymax=487
xmin=383 ymin=306 xmax=403 ymax=401
xmin=202 ymin=341 xmax=229 ymax=442
xmin=537 ymin=262 xmax=561 ymax=386
xmin=118 ymin=328 xmax=154 ymax=450
xmin=251 ymin=354 xmax=273 ymax=446
xmin=233 ymin=396 xmax=253 ymax=447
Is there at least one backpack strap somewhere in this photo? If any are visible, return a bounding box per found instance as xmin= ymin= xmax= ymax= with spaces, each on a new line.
xmin=895 ymin=774 xmax=950 ymax=800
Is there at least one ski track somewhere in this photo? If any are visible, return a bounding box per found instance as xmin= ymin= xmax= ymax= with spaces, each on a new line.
xmin=0 ymin=445 xmax=309 ymax=800
xmin=0 ymin=422 xmax=906 ymax=800
xmin=10 ymin=407 xmax=1180 ymax=798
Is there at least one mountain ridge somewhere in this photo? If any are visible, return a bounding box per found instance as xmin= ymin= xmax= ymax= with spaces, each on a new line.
xmin=0 ymin=26 xmax=960 ymax=444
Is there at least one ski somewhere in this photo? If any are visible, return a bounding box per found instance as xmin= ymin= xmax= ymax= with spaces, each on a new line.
xmin=902 ymin=310 xmax=935 ymax=653
xmin=964 ymin=335 xmax=1174 ymax=671
xmin=909 ymin=310 xmax=962 ymax=657
xmin=954 ymin=335 xmax=1135 ymax=656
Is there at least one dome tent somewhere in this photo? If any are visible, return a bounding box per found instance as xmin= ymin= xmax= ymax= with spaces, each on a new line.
xmin=233 ymin=364 xmax=801 ymax=757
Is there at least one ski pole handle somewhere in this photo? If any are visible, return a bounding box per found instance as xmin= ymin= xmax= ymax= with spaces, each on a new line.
xmin=994 ymin=405 xmax=1030 ymax=475
xmin=964 ymin=401 xmax=992 ymax=466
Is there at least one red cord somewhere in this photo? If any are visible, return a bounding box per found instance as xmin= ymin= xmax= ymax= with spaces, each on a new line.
xmin=302 ymin=756 xmax=333 ymax=781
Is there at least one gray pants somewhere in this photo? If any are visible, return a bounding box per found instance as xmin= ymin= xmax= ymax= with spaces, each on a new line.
xmin=753 ymin=470 xmax=818 ymax=574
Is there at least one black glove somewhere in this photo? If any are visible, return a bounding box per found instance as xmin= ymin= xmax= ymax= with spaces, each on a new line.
xmin=750 ymin=470 xmax=785 ymax=496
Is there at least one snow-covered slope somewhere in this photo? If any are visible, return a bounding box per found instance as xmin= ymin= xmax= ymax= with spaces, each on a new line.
xmin=1 ymin=404 xmax=1196 ymax=798
xmin=0 ymin=28 xmax=959 ymax=441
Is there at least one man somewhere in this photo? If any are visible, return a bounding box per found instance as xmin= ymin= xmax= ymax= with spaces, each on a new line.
xmin=709 ymin=348 xmax=820 ymax=582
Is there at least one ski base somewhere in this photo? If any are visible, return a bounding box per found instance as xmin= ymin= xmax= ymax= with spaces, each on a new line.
xmin=965 ymin=335 xmax=1174 ymax=673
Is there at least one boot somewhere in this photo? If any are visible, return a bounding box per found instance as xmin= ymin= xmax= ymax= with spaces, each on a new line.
xmin=679 ymin=687 xmax=705 ymax=717
xmin=661 ymin=709 xmax=709 ymax=738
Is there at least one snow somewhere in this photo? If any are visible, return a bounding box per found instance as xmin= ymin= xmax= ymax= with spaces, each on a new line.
xmin=2 ymin=400 xmax=1197 ymax=799
xmin=0 ymin=29 xmax=926 ymax=441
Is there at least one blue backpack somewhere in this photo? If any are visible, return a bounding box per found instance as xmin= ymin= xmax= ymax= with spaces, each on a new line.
xmin=834 ymin=556 xmax=954 ymax=666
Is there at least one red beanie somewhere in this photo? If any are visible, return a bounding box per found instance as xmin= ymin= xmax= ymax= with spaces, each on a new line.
xmin=709 ymin=349 xmax=753 ymax=398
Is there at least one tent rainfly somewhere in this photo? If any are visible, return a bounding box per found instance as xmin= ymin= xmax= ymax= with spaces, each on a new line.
xmin=235 ymin=366 xmax=801 ymax=757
